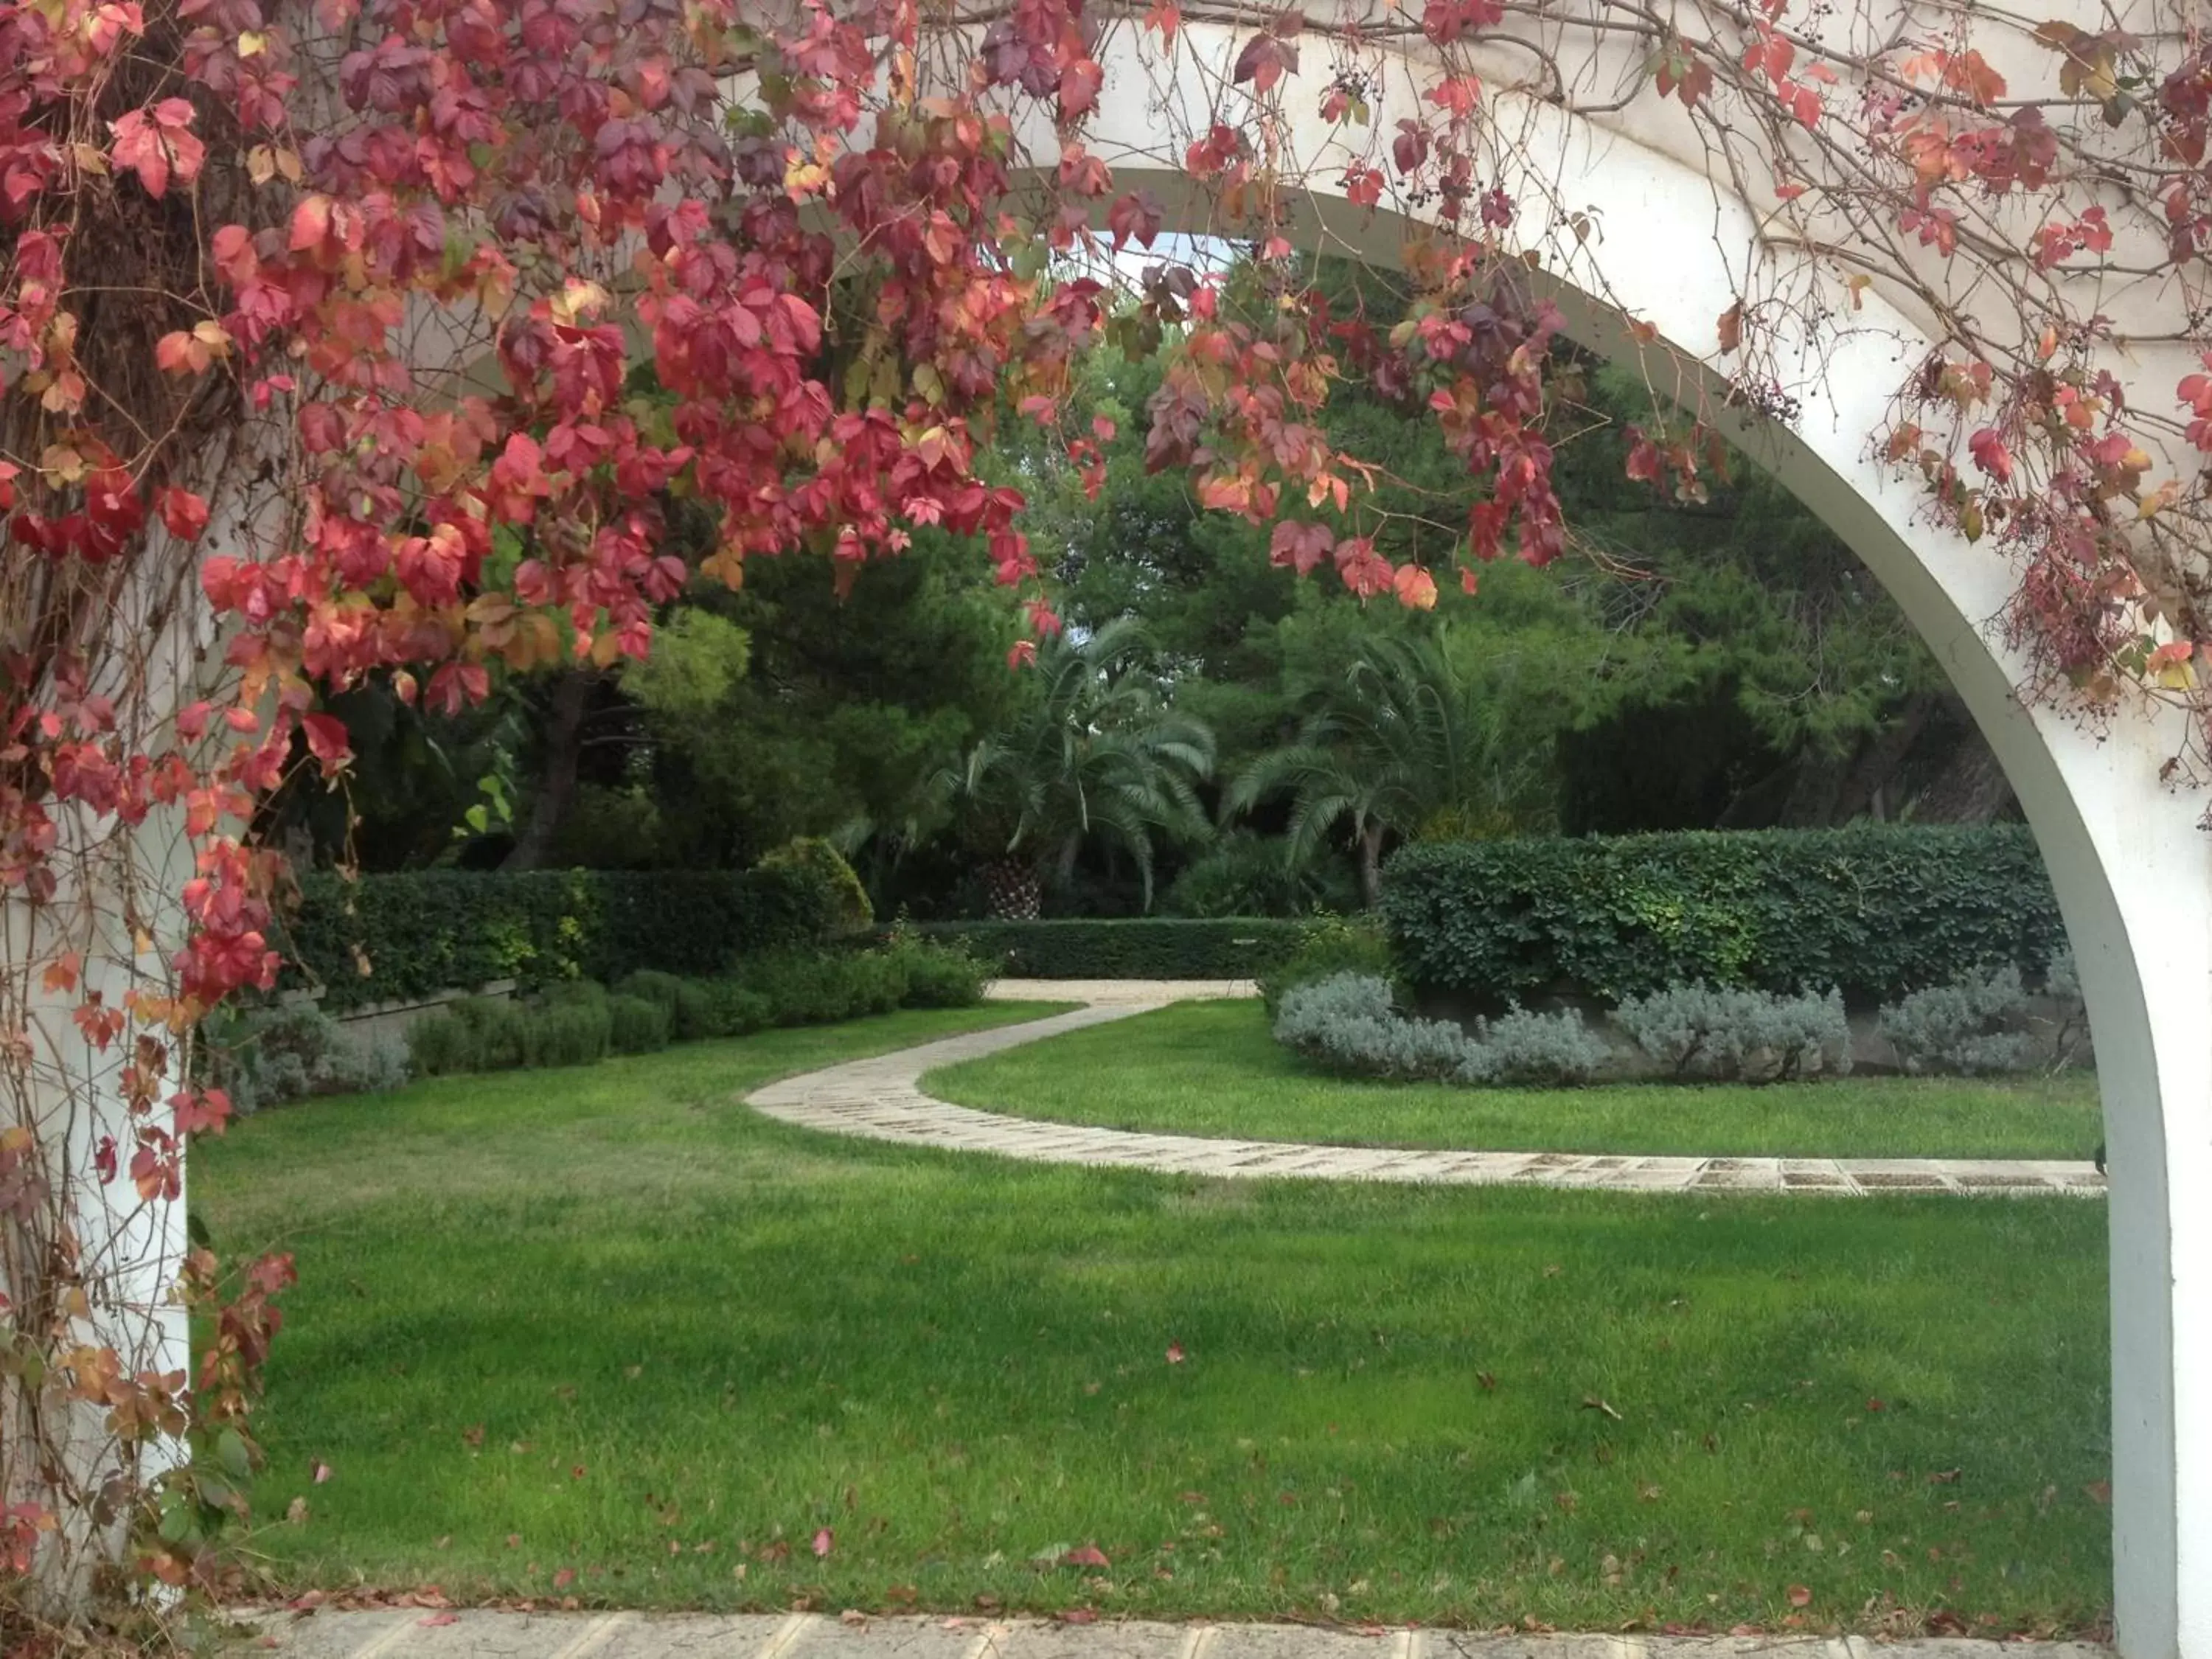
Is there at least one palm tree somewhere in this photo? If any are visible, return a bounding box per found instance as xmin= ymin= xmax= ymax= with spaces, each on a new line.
xmin=932 ymin=619 xmax=1215 ymax=917
xmin=1225 ymin=631 xmax=1554 ymax=908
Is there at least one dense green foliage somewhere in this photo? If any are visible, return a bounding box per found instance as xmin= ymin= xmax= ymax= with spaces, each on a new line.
xmin=406 ymin=939 xmax=990 ymax=1075
xmin=285 ymin=866 xmax=837 ymax=1010
xmin=915 ymin=917 xmax=1311 ymax=979
xmin=1382 ymin=824 xmax=2065 ymax=1006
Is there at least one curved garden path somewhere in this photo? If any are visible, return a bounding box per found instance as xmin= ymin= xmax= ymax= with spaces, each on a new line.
xmin=745 ymin=984 xmax=2107 ymax=1197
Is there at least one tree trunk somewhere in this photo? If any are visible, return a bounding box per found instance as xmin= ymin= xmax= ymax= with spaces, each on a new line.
xmin=501 ymin=670 xmax=594 ymax=872
xmin=981 ymin=859 xmax=1042 ymax=920
xmin=1357 ymin=824 xmax=1386 ymax=910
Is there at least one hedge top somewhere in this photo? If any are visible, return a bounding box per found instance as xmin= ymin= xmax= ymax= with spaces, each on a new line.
xmin=1380 ymin=823 xmax=2063 ymax=1006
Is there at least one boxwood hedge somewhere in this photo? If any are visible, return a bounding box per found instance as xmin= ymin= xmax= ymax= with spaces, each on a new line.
xmin=1380 ymin=824 xmax=2065 ymax=1006
xmin=283 ymin=866 xmax=832 ymax=1012
xmin=912 ymin=918 xmax=1311 ymax=979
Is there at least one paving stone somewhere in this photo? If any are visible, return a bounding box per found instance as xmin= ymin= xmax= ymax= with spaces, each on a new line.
xmin=790 ymin=1613 xmax=1008 ymax=1659
xmin=742 ymin=984 xmax=2106 ymax=1200
xmin=1206 ymin=1622 xmax=1399 ymax=1659
xmin=598 ymin=1615 xmax=801 ymax=1658
xmin=1428 ymin=1633 xmax=1624 ymax=1659
xmin=1000 ymin=1618 xmax=1192 ymax=1659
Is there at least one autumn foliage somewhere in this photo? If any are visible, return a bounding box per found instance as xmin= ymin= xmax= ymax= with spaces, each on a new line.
xmin=1 ymin=0 xmax=2208 ymax=1623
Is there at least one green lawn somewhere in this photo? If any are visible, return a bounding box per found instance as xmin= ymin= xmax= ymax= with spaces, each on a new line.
xmin=926 ymin=1000 xmax=2104 ymax=1161
xmin=196 ymin=1003 xmax=2112 ymax=1634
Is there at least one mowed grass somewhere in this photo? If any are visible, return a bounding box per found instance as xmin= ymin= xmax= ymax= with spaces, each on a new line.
xmin=194 ymin=1004 xmax=2112 ymax=1633
xmin=927 ymin=1000 xmax=2104 ymax=1161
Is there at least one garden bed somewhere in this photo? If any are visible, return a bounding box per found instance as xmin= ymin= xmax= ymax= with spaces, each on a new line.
xmin=925 ymin=1001 xmax=2103 ymax=1161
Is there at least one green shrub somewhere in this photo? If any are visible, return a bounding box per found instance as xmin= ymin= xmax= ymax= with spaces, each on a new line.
xmin=913 ymin=918 xmax=1310 ymax=979
xmin=1163 ymin=837 xmax=1354 ymax=919
xmin=736 ymin=949 xmax=908 ymax=1024
xmin=614 ymin=970 xmax=687 ymax=1015
xmin=1615 ymin=983 xmax=1852 ymax=1082
xmin=406 ymin=1011 xmax=479 ymax=1077
xmin=523 ymin=999 xmax=613 ymax=1068
xmin=1382 ymin=825 xmax=2065 ymax=1006
xmin=1258 ymin=915 xmax=1396 ymax=1014
xmin=282 ymin=865 xmax=833 ymax=1012
xmin=757 ymin=838 xmax=874 ymax=938
xmin=1879 ymin=967 xmax=2034 ymax=1075
xmin=607 ymin=995 xmax=672 ymax=1054
xmin=448 ymin=995 xmax=529 ymax=1070
xmin=670 ymin=978 xmax=772 ymax=1040
xmin=1463 ymin=1007 xmax=1613 ymax=1087
xmin=881 ymin=936 xmax=991 ymax=1007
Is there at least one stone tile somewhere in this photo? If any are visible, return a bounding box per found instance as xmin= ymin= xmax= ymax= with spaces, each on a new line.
xmin=745 ymin=982 xmax=2110 ymax=1203
xmin=790 ymin=1613 xmax=1007 ymax=1659
xmin=1001 ymin=1618 xmax=1192 ymax=1659
xmin=599 ymin=1615 xmax=801 ymax=1659
xmin=1208 ymin=1623 xmax=1401 ymax=1659
xmin=1428 ymin=1634 xmax=1623 ymax=1659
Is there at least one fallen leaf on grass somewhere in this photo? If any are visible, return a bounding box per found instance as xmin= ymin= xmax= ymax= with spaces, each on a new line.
xmin=1065 ymin=1544 xmax=1110 ymax=1568
xmin=1581 ymin=1395 xmax=1622 ymax=1421
xmin=813 ymin=1527 xmax=835 ymax=1558
xmin=1166 ymin=1344 xmax=1186 ymax=1364
xmin=419 ymin=1613 xmax=459 ymax=1627
xmin=1927 ymin=1468 xmax=1961 ymax=1484
xmin=311 ymin=1462 xmax=332 ymax=1484
xmin=1475 ymin=1372 xmax=1497 ymax=1391
xmin=1059 ymin=1609 xmax=1098 ymax=1624
xmin=1787 ymin=1585 xmax=1812 ymax=1608
xmin=554 ymin=1569 xmax=575 ymax=1590
xmin=2085 ymin=1480 xmax=2112 ymax=1504
xmin=285 ymin=1498 xmax=308 ymax=1525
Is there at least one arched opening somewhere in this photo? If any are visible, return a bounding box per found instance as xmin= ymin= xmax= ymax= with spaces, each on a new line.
xmin=1022 ymin=22 xmax=2210 ymax=1651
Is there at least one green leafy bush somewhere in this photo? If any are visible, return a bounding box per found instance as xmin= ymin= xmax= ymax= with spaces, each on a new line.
xmin=735 ymin=949 xmax=908 ymax=1024
xmin=914 ymin=918 xmax=1310 ymax=979
xmin=607 ymin=995 xmax=672 ymax=1054
xmin=882 ymin=936 xmax=992 ymax=1007
xmin=1164 ymin=836 xmax=1354 ymax=919
xmin=406 ymin=1011 xmax=477 ymax=1077
xmin=672 ymin=978 xmax=772 ymax=1040
xmin=757 ymin=838 xmax=874 ymax=938
xmin=613 ymin=970 xmax=687 ymax=1015
xmin=284 ymin=865 xmax=838 ymax=1012
xmin=523 ymin=998 xmax=613 ymax=1068
xmin=448 ymin=995 xmax=529 ymax=1071
xmin=1257 ymin=915 xmax=1397 ymax=1014
xmin=1382 ymin=825 xmax=2064 ymax=1006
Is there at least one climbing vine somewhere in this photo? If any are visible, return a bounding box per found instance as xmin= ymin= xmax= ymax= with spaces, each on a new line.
xmin=0 ymin=0 xmax=2204 ymax=1633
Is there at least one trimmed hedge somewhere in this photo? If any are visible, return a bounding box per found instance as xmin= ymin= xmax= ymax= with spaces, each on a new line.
xmin=284 ymin=866 xmax=833 ymax=1012
xmin=1381 ymin=824 xmax=2065 ymax=1006
xmin=914 ymin=918 xmax=1312 ymax=979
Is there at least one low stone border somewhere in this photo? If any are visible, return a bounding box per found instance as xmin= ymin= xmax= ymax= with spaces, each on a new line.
xmin=229 ymin=1607 xmax=2110 ymax=1659
xmin=745 ymin=995 xmax=2105 ymax=1197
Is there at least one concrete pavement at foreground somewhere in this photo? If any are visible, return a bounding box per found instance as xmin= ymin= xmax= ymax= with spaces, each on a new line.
xmin=229 ymin=1608 xmax=2110 ymax=1659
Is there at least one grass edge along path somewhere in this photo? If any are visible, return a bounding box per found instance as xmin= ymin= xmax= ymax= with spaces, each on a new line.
xmin=195 ymin=1003 xmax=2110 ymax=1635
xmin=925 ymin=1000 xmax=2103 ymax=1163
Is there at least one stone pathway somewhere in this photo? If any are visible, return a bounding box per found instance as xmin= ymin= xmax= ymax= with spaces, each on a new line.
xmin=231 ymin=1607 xmax=2109 ymax=1659
xmin=745 ymin=990 xmax=2105 ymax=1197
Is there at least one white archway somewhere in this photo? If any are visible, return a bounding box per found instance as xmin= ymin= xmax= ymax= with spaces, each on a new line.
xmin=1015 ymin=17 xmax=2209 ymax=1653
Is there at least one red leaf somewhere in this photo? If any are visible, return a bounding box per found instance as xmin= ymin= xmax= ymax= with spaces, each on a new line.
xmin=553 ymin=1568 xmax=575 ymax=1589
xmin=1785 ymin=1585 xmax=1812 ymax=1608
xmin=301 ymin=714 xmax=352 ymax=777
xmin=812 ymin=1526 xmax=835 ymax=1558
xmin=1165 ymin=1344 xmax=1186 ymax=1364
xmin=1065 ymin=1544 xmax=1110 ymax=1568
xmin=420 ymin=1613 xmax=459 ymax=1627
xmin=312 ymin=1462 xmax=332 ymax=1484
xmin=1106 ymin=191 xmax=1164 ymax=251
xmin=156 ymin=487 xmax=210 ymax=541
xmin=1060 ymin=1610 xmax=1098 ymax=1624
